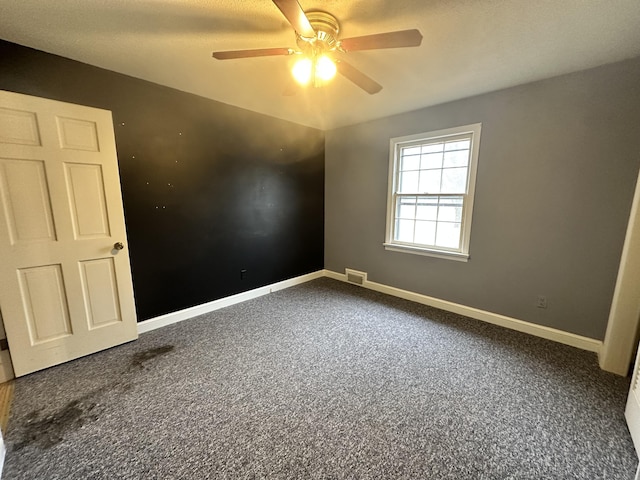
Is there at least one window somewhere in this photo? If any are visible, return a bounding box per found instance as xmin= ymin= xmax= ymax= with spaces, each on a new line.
xmin=384 ymin=123 xmax=481 ymax=261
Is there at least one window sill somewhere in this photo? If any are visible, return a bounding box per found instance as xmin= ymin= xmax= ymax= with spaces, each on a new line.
xmin=383 ymin=243 xmax=470 ymax=262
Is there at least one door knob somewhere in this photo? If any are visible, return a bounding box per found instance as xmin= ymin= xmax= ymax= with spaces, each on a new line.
xmin=113 ymin=242 xmax=125 ymax=250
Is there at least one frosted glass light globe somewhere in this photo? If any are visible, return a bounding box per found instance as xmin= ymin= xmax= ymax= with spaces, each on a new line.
xmin=292 ymin=58 xmax=312 ymax=85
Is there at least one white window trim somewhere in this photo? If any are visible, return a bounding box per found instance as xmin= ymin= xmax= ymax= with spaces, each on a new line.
xmin=384 ymin=123 xmax=482 ymax=261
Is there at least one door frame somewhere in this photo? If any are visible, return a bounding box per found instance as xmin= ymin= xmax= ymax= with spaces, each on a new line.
xmin=600 ymin=167 xmax=640 ymax=375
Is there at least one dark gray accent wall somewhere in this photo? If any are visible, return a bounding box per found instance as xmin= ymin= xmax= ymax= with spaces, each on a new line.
xmin=325 ymin=57 xmax=640 ymax=340
xmin=0 ymin=40 xmax=324 ymax=321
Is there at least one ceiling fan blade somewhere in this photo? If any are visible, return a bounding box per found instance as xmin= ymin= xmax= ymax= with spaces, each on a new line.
xmin=272 ymin=0 xmax=316 ymax=39
xmin=336 ymin=60 xmax=382 ymax=95
xmin=212 ymin=47 xmax=293 ymax=60
xmin=340 ymin=29 xmax=423 ymax=52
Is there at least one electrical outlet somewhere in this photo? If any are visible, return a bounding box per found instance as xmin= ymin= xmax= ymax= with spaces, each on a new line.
xmin=536 ymin=295 xmax=548 ymax=309
xmin=240 ymin=269 xmax=247 ymax=280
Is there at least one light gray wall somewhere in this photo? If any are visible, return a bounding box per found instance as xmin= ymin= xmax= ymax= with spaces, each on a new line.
xmin=325 ymin=57 xmax=640 ymax=340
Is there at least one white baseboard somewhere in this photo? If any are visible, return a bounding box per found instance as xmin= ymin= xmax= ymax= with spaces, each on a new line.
xmin=138 ymin=268 xmax=602 ymax=355
xmin=324 ymin=269 xmax=602 ymax=354
xmin=137 ymin=271 xmax=324 ymax=334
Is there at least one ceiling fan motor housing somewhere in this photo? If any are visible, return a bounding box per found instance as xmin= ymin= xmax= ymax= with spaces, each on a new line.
xmin=296 ymin=11 xmax=340 ymax=53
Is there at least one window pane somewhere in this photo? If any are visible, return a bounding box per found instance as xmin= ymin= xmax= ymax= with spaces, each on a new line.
xmin=445 ymin=139 xmax=470 ymax=151
xmin=389 ymin=125 xmax=479 ymax=257
xmin=398 ymin=196 xmax=416 ymax=219
xmin=421 ymin=152 xmax=443 ymax=170
xmin=422 ymin=143 xmax=444 ymax=154
xmin=419 ymin=169 xmax=441 ymax=193
xmin=416 ymin=196 xmax=438 ymax=220
xmin=441 ymin=167 xmax=468 ymax=193
xmin=396 ymin=219 xmax=414 ymax=243
xmin=415 ymin=220 xmax=436 ymax=246
xmin=437 ymin=196 xmax=463 ymax=222
xmin=401 ymin=155 xmax=420 ymax=171
xmin=402 ymin=146 xmax=421 ymax=156
xmin=443 ymin=149 xmax=469 ymax=168
xmin=399 ymin=171 xmax=419 ymax=193
xmin=435 ymin=222 xmax=461 ymax=249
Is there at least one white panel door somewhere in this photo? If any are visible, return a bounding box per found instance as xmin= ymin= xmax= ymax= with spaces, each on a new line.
xmin=0 ymin=90 xmax=137 ymax=376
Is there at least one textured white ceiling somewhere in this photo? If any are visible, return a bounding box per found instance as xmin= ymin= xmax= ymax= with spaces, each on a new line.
xmin=1 ymin=0 xmax=639 ymax=130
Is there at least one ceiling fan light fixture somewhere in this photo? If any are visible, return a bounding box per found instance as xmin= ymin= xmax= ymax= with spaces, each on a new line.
xmin=292 ymin=57 xmax=313 ymax=85
xmin=291 ymin=55 xmax=337 ymax=87
xmin=315 ymin=55 xmax=336 ymax=82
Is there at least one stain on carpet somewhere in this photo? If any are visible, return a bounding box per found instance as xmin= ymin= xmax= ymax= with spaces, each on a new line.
xmin=131 ymin=345 xmax=175 ymax=369
xmin=10 ymin=345 xmax=175 ymax=452
xmin=13 ymin=398 xmax=102 ymax=451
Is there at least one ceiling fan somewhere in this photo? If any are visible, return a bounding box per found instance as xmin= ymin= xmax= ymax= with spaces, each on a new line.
xmin=212 ymin=0 xmax=423 ymax=95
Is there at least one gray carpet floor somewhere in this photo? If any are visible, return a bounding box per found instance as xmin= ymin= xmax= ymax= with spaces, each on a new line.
xmin=3 ymin=278 xmax=637 ymax=479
